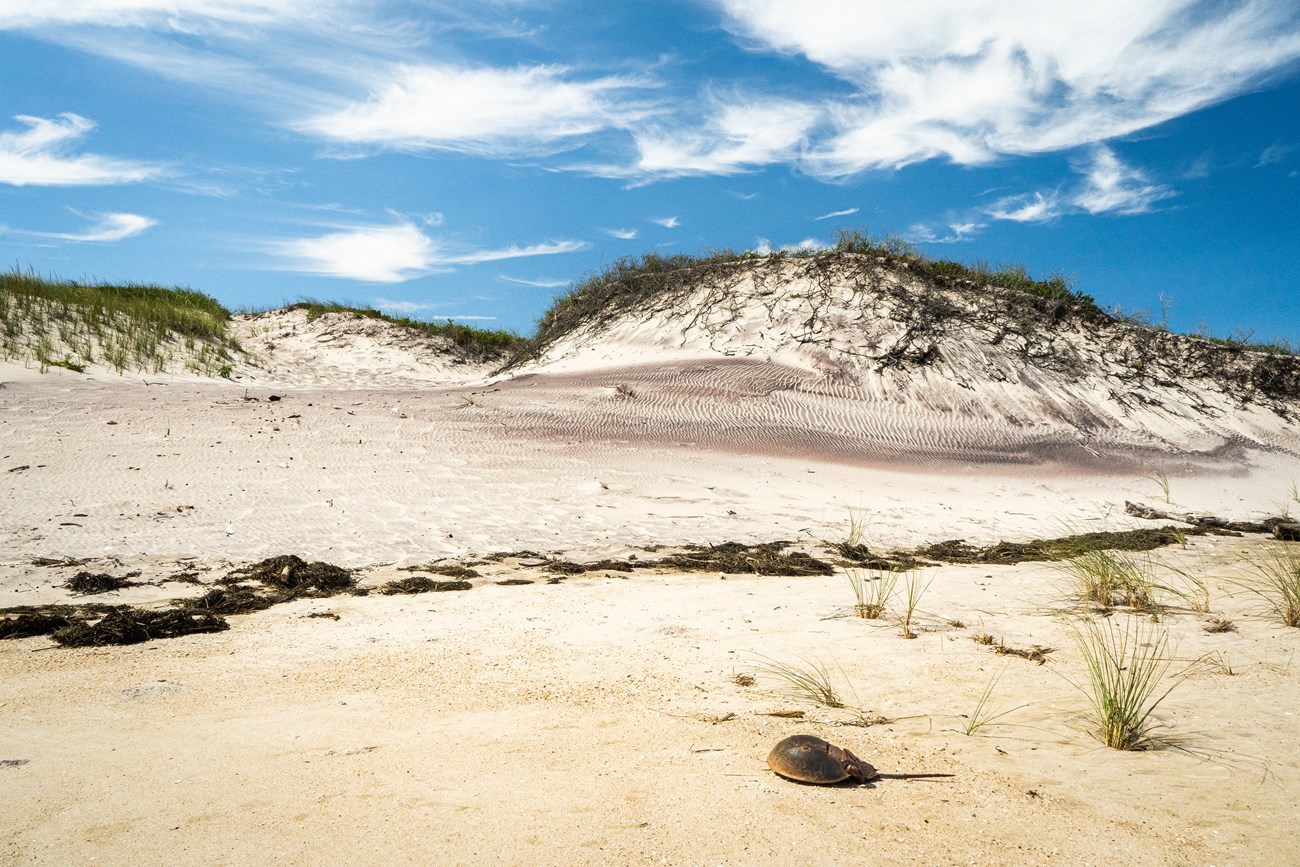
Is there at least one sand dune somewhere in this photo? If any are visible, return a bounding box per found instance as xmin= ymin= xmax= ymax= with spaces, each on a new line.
xmin=3 ymin=260 xmax=1300 ymax=865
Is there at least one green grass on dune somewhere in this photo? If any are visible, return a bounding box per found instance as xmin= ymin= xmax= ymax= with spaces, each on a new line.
xmin=5 ymin=227 xmax=1295 ymax=379
xmin=510 ymin=229 xmax=1105 ymax=367
xmin=0 ymin=268 xmax=237 ymax=375
xmin=285 ymin=300 xmax=526 ymax=362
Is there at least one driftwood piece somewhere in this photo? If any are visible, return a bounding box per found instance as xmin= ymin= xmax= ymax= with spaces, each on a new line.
xmin=1275 ymin=523 xmax=1300 ymax=542
xmin=1125 ymin=502 xmax=1277 ymax=535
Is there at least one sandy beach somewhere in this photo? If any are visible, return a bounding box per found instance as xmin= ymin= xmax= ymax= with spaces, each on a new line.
xmin=4 ymin=264 xmax=1300 ymax=865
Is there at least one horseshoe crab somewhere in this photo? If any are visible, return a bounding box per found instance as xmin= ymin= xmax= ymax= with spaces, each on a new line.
xmin=766 ymin=734 xmax=877 ymax=785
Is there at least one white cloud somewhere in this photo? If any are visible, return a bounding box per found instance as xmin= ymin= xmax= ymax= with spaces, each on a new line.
xmin=651 ymin=216 xmax=680 ymax=228
xmin=1256 ymin=142 xmax=1296 ymax=167
xmin=0 ymin=113 xmax=161 ymax=186
xmin=1071 ymin=147 xmax=1174 ymax=215
xmin=814 ymin=207 xmax=859 ymax=221
xmin=501 ymin=275 xmax=570 ymax=288
xmin=268 ymin=220 xmax=588 ymax=282
xmin=0 ymin=1 xmax=326 ymax=29
xmin=718 ymin=0 xmax=1300 ymax=175
xmin=986 ymin=191 xmax=1063 ymax=223
xmin=908 ymin=221 xmax=984 ymax=244
xmin=604 ymin=227 xmax=638 ymax=239
xmin=26 ymin=211 xmax=158 ymax=242
xmin=373 ymin=298 xmax=435 ymax=315
xmin=273 ymin=222 xmax=437 ymax=282
xmin=624 ymin=95 xmax=820 ymax=177
xmin=753 ymin=236 xmax=828 ymax=254
xmin=298 ymin=63 xmax=648 ymax=155
xmin=449 ymin=239 xmax=588 ymax=265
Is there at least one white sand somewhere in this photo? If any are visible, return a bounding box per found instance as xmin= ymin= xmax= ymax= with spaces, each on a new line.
xmin=3 ymin=290 xmax=1300 ymax=865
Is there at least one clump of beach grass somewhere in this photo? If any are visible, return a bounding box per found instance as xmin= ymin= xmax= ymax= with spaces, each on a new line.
xmin=1057 ymin=549 xmax=1162 ymax=612
xmin=962 ymin=668 xmax=1030 ymax=736
xmin=1161 ymin=558 xmax=1213 ymax=614
xmin=751 ymin=655 xmax=844 ymax=709
xmin=1237 ymin=544 xmax=1300 ymax=627
xmin=1067 ymin=616 xmax=1183 ymax=750
xmin=1146 ymin=469 xmax=1171 ymax=504
xmin=846 ymin=567 xmax=897 ymax=619
xmin=899 ymin=569 xmax=932 ymax=639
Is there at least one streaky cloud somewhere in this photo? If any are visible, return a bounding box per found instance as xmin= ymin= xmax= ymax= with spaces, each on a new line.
xmin=814 ymin=207 xmax=859 ymax=221
xmin=267 ymin=219 xmax=589 ymax=283
xmin=22 ymin=211 xmax=158 ymax=242
xmin=0 ymin=113 xmax=161 ymax=186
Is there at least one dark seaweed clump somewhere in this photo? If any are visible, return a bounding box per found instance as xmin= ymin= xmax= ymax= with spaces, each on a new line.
xmin=380 ymin=577 xmax=473 ymax=595
xmin=838 ymin=526 xmax=1208 ymax=568
xmin=660 ymin=541 xmax=835 ymax=576
xmin=50 ymin=607 xmax=228 ymax=647
xmin=224 ymin=554 xmax=354 ymax=594
xmin=63 ymin=571 xmax=142 ymax=595
xmin=0 ymin=554 xmax=359 ymax=648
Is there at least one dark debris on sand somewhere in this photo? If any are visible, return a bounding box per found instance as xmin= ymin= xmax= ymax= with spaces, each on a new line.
xmin=837 ymin=526 xmax=1210 ymax=569
xmin=659 ymin=541 xmax=835 ymax=576
xmin=51 ymin=607 xmax=229 ymax=647
xmin=399 ymin=563 xmax=482 ymax=579
xmin=380 ymin=577 xmax=473 ymax=595
xmin=62 ymin=571 xmax=143 ymax=595
xmin=0 ymin=604 xmax=116 ymax=639
xmin=224 ymin=555 xmax=355 ymax=594
xmin=2 ymin=554 xmax=363 ymax=648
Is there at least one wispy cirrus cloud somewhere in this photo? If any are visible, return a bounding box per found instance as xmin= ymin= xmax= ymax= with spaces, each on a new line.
xmin=267 ymin=219 xmax=589 ymax=283
xmin=298 ymin=63 xmax=653 ymax=156
xmin=651 ymin=216 xmax=680 ymax=228
xmin=718 ymin=0 xmax=1300 ymax=176
xmin=814 ymin=207 xmax=858 ymax=221
xmin=986 ymin=191 xmax=1064 ymax=223
xmin=0 ymin=113 xmax=161 ymax=186
xmin=500 ymin=275 xmax=570 ymax=288
xmin=23 ymin=211 xmax=158 ymax=242
xmin=7 ymin=0 xmax=1300 ymax=186
xmin=907 ymin=221 xmax=984 ymax=244
xmin=618 ymin=95 xmax=820 ymax=179
xmin=1071 ymin=146 xmax=1175 ymax=215
xmin=1255 ymin=142 xmax=1296 ymax=167
xmin=0 ymin=1 xmax=329 ymax=29
xmin=603 ymin=227 xmax=638 ymax=239
xmin=372 ymin=297 xmax=435 ymax=315
xmin=910 ymin=148 xmax=1172 ymax=242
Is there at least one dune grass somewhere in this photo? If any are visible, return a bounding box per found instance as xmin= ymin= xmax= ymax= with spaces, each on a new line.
xmin=287 ymin=300 xmax=525 ymax=363
xmin=1238 ymin=544 xmax=1300 ymax=627
xmin=847 ymin=567 xmax=897 ymax=619
xmin=750 ymin=654 xmax=845 ymax=709
xmin=1 ymin=268 xmax=237 ymax=375
xmin=962 ymin=668 xmax=1031 ymax=736
xmin=1067 ymin=616 xmax=1183 ymax=750
xmin=506 ymin=229 xmax=1104 ymax=367
xmin=899 ymin=569 xmax=932 ymax=639
xmin=1057 ymin=549 xmax=1164 ymax=612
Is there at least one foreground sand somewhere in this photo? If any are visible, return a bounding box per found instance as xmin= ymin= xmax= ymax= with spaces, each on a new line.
xmin=3 ymin=312 xmax=1300 ymax=865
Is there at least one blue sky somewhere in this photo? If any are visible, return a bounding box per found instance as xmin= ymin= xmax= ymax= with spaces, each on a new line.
xmin=2 ymin=1 xmax=1298 ymax=340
